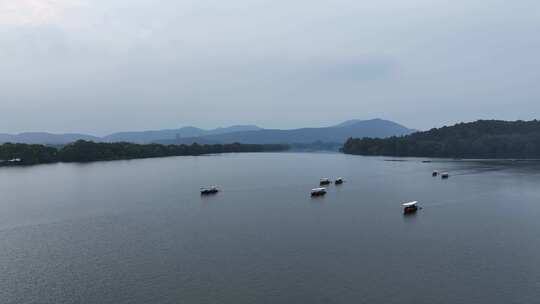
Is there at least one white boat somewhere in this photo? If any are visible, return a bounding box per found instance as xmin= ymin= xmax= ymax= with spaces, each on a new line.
xmin=402 ymin=201 xmax=419 ymax=214
xmin=311 ymin=187 xmax=327 ymax=196
xmin=201 ymin=186 xmax=219 ymax=195
xmin=402 ymin=201 xmax=418 ymax=207
xmin=441 ymin=172 xmax=449 ymax=179
xmin=335 ymin=177 xmax=344 ymax=185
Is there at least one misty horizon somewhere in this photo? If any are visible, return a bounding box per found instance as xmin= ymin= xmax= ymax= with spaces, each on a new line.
xmin=0 ymin=117 xmax=410 ymax=137
xmin=2 ymin=0 xmax=539 ymax=134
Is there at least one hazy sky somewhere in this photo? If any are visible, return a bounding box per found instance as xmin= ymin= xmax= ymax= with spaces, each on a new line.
xmin=1 ymin=0 xmax=539 ymax=135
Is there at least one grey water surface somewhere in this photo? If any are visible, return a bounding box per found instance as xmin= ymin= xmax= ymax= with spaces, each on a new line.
xmin=1 ymin=153 xmax=540 ymax=304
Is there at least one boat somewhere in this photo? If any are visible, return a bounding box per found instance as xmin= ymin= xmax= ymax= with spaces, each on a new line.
xmin=335 ymin=177 xmax=344 ymax=185
xmin=402 ymin=201 xmax=419 ymax=214
xmin=320 ymin=178 xmax=331 ymax=185
xmin=441 ymin=172 xmax=449 ymax=179
xmin=432 ymin=170 xmax=438 ymax=177
xmin=200 ymin=186 xmax=219 ymax=195
xmin=311 ymin=187 xmax=327 ymax=196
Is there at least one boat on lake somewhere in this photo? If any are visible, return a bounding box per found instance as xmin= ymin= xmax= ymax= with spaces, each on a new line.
xmin=441 ymin=172 xmax=449 ymax=179
xmin=311 ymin=187 xmax=327 ymax=196
xmin=201 ymin=186 xmax=219 ymax=195
xmin=402 ymin=201 xmax=419 ymax=214
xmin=335 ymin=177 xmax=344 ymax=185
xmin=320 ymin=178 xmax=331 ymax=185
xmin=432 ymin=171 xmax=439 ymax=177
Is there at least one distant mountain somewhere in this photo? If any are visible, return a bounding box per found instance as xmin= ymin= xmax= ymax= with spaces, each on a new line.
xmin=0 ymin=120 xmax=413 ymax=145
xmin=0 ymin=132 xmax=100 ymax=145
xmin=332 ymin=119 xmax=369 ymax=128
xmin=0 ymin=125 xmax=262 ymax=145
xmin=158 ymin=119 xmax=415 ymax=145
xmin=103 ymin=125 xmax=261 ymax=143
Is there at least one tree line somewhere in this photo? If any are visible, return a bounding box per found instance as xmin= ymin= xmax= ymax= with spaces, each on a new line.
xmin=342 ymin=120 xmax=540 ymax=159
xmin=0 ymin=140 xmax=289 ymax=166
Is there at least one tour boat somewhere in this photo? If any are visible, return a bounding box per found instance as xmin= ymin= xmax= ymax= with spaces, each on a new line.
xmin=432 ymin=171 xmax=438 ymax=177
xmin=441 ymin=172 xmax=449 ymax=179
xmin=201 ymin=186 xmax=219 ymax=195
xmin=402 ymin=201 xmax=419 ymax=214
xmin=335 ymin=177 xmax=344 ymax=185
xmin=320 ymin=178 xmax=331 ymax=185
xmin=311 ymin=187 xmax=327 ymax=196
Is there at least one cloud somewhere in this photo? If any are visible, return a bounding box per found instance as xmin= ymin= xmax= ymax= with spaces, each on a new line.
xmin=0 ymin=0 xmax=83 ymax=27
xmin=0 ymin=0 xmax=539 ymax=134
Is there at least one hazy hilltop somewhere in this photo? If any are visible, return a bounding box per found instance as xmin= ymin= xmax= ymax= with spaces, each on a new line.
xmin=0 ymin=125 xmax=262 ymax=145
xmin=0 ymin=119 xmax=413 ymax=145
xmin=102 ymin=125 xmax=262 ymax=143
xmin=0 ymin=132 xmax=101 ymax=145
xmin=159 ymin=119 xmax=415 ymax=145
xmin=343 ymin=120 xmax=540 ymax=158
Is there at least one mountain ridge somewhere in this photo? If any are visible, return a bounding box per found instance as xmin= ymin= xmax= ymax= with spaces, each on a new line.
xmin=158 ymin=119 xmax=415 ymax=145
xmin=102 ymin=125 xmax=262 ymax=143
xmin=0 ymin=119 xmax=414 ymax=145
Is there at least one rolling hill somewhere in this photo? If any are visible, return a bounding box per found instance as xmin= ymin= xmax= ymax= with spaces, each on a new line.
xmin=0 ymin=119 xmax=414 ymax=145
xmin=342 ymin=120 xmax=540 ymax=158
xmin=0 ymin=132 xmax=100 ymax=145
xmin=158 ymin=119 xmax=415 ymax=145
xmin=0 ymin=125 xmax=262 ymax=145
xmin=102 ymin=125 xmax=262 ymax=143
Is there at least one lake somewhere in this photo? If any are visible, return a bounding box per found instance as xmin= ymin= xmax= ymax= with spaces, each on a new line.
xmin=1 ymin=153 xmax=540 ymax=303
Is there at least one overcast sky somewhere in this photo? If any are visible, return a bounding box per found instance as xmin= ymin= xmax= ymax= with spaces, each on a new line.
xmin=1 ymin=0 xmax=539 ymax=135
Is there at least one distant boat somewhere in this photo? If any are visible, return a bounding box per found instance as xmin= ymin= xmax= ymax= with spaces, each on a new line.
xmin=320 ymin=178 xmax=331 ymax=185
xmin=432 ymin=171 xmax=438 ymax=177
xmin=422 ymin=160 xmax=432 ymax=163
xmin=441 ymin=172 xmax=449 ymax=179
xmin=335 ymin=177 xmax=344 ymax=185
xmin=0 ymin=158 xmax=22 ymax=165
xmin=311 ymin=187 xmax=327 ymax=196
xmin=402 ymin=201 xmax=419 ymax=214
xmin=201 ymin=186 xmax=219 ymax=195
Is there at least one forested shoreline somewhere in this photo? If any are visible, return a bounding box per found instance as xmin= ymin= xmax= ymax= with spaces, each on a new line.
xmin=0 ymin=140 xmax=289 ymax=166
xmin=342 ymin=120 xmax=540 ymax=159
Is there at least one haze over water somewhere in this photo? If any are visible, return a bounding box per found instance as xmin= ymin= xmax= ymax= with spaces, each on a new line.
xmin=1 ymin=153 xmax=539 ymax=303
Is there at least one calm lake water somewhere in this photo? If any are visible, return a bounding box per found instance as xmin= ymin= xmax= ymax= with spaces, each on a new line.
xmin=1 ymin=153 xmax=540 ymax=303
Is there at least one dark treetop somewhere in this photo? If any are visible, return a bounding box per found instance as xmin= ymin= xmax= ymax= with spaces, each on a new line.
xmin=0 ymin=140 xmax=289 ymax=166
xmin=342 ymin=120 xmax=540 ymax=159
